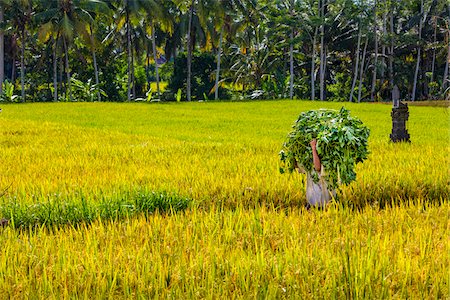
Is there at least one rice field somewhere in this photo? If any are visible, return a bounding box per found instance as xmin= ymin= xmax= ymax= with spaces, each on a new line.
xmin=0 ymin=100 xmax=448 ymax=298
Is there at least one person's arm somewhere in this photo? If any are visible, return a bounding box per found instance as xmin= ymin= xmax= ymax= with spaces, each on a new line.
xmin=310 ymin=139 xmax=321 ymax=172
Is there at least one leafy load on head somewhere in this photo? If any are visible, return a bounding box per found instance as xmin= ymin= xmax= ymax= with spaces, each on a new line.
xmin=279 ymin=108 xmax=370 ymax=189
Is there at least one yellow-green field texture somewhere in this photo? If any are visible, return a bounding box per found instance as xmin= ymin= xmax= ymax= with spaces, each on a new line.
xmin=0 ymin=101 xmax=448 ymax=298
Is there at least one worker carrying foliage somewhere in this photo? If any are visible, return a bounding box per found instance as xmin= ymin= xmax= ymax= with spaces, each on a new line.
xmin=279 ymin=108 xmax=370 ymax=207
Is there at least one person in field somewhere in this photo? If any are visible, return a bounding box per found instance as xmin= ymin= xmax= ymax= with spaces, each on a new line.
xmin=296 ymin=139 xmax=336 ymax=208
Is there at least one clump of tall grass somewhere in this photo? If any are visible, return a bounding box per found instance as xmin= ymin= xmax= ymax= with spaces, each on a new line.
xmin=0 ymin=191 xmax=191 ymax=229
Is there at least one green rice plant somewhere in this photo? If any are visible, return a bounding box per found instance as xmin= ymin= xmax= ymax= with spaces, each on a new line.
xmin=1 ymin=191 xmax=190 ymax=229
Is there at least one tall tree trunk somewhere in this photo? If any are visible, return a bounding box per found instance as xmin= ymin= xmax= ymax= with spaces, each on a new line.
xmin=63 ymin=37 xmax=72 ymax=101
xmin=59 ymin=52 xmax=64 ymax=96
xmin=11 ymin=54 xmax=16 ymax=82
xmin=289 ymin=0 xmax=294 ymax=100
xmin=442 ymin=5 xmax=450 ymax=93
xmin=381 ymin=8 xmax=386 ymax=86
xmin=319 ymin=0 xmax=326 ymax=100
xmin=187 ymin=0 xmax=195 ymax=101
xmin=53 ymin=36 xmax=58 ymax=102
xmin=412 ymin=0 xmax=424 ymax=101
xmin=131 ymin=46 xmax=135 ymax=100
xmin=430 ymin=20 xmax=437 ymax=82
xmin=350 ymin=25 xmax=362 ymax=102
xmin=0 ymin=5 xmax=4 ymax=94
xmin=358 ymin=35 xmax=369 ymax=103
xmin=214 ymin=26 xmax=223 ymax=101
xmin=388 ymin=8 xmax=394 ymax=91
xmin=89 ymin=26 xmax=100 ymax=101
xmin=20 ymin=27 xmax=25 ymax=102
xmin=126 ymin=6 xmax=132 ymax=102
xmin=289 ymin=27 xmax=294 ymax=99
xmin=311 ymin=27 xmax=318 ymax=100
xmin=151 ymin=20 xmax=161 ymax=100
xmin=443 ymin=37 xmax=449 ymax=93
xmin=370 ymin=0 xmax=378 ymax=102
xmin=146 ymin=43 xmax=150 ymax=91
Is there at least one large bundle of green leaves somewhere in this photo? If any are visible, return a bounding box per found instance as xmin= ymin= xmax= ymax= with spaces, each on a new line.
xmin=279 ymin=108 xmax=370 ymax=189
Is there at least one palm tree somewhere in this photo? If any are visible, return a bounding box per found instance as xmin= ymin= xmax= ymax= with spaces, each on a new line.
xmin=9 ymin=0 xmax=32 ymax=102
xmin=36 ymin=0 xmax=109 ymax=101
xmin=186 ymin=0 xmax=195 ymax=101
xmin=0 ymin=0 xmax=10 ymax=94
xmin=140 ymin=0 xmax=168 ymax=100
xmin=82 ymin=2 xmax=112 ymax=101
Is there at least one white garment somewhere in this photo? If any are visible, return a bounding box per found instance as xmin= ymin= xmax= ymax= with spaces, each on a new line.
xmin=306 ymin=168 xmax=335 ymax=207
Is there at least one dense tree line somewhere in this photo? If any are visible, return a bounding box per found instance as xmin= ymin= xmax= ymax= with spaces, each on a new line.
xmin=0 ymin=0 xmax=448 ymax=102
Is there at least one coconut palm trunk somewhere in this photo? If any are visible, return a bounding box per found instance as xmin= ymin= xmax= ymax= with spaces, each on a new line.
xmin=63 ymin=37 xmax=72 ymax=101
xmin=289 ymin=27 xmax=294 ymax=100
xmin=20 ymin=27 xmax=25 ymax=102
xmin=442 ymin=5 xmax=449 ymax=93
xmin=381 ymin=9 xmax=386 ymax=87
xmin=444 ymin=36 xmax=449 ymax=92
xmin=358 ymin=35 xmax=369 ymax=103
xmin=126 ymin=5 xmax=132 ymax=101
xmin=53 ymin=36 xmax=58 ymax=102
xmin=0 ymin=5 xmax=4 ymax=94
xmin=350 ymin=25 xmax=361 ymax=102
xmin=289 ymin=0 xmax=294 ymax=100
xmin=89 ymin=25 xmax=100 ymax=101
xmin=151 ymin=20 xmax=161 ymax=99
xmin=319 ymin=0 xmax=326 ymax=100
xmin=411 ymin=0 xmax=423 ymax=101
xmin=388 ymin=9 xmax=394 ymax=90
xmin=187 ymin=0 xmax=195 ymax=102
xmin=311 ymin=27 xmax=317 ymax=100
xmin=370 ymin=0 xmax=378 ymax=102
xmin=214 ymin=26 xmax=223 ymax=101
xmin=430 ymin=20 xmax=437 ymax=82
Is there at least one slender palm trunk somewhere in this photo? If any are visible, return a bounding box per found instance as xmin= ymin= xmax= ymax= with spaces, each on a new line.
xmin=126 ymin=6 xmax=132 ymax=101
xmin=11 ymin=52 xmax=16 ymax=82
xmin=430 ymin=22 xmax=437 ymax=82
xmin=289 ymin=0 xmax=294 ymax=100
xmin=370 ymin=0 xmax=378 ymax=102
xmin=311 ymin=27 xmax=317 ymax=100
xmin=358 ymin=36 xmax=369 ymax=103
xmin=442 ymin=5 xmax=449 ymax=93
xmin=215 ymin=26 xmax=223 ymax=101
xmin=187 ymin=0 xmax=195 ymax=101
xmin=0 ymin=6 xmax=4 ymax=94
xmin=412 ymin=0 xmax=423 ymax=101
xmin=289 ymin=27 xmax=294 ymax=100
xmin=151 ymin=20 xmax=161 ymax=99
xmin=319 ymin=0 xmax=326 ymax=100
xmin=381 ymin=8 xmax=386 ymax=85
xmin=350 ymin=25 xmax=361 ymax=102
xmin=63 ymin=37 xmax=72 ymax=101
xmin=131 ymin=46 xmax=135 ymax=99
xmin=90 ymin=26 xmax=100 ymax=101
xmin=443 ymin=36 xmax=449 ymax=92
xmin=20 ymin=27 xmax=25 ymax=102
xmin=146 ymin=43 xmax=150 ymax=90
xmin=388 ymin=9 xmax=394 ymax=90
xmin=53 ymin=36 xmax=58 ymax=102
xmin=59 ymin=53 xmax=64 ymax=95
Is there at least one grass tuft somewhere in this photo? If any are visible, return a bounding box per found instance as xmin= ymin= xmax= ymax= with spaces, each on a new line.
xmin=0 ymin=191 xmax=191 ymax=229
